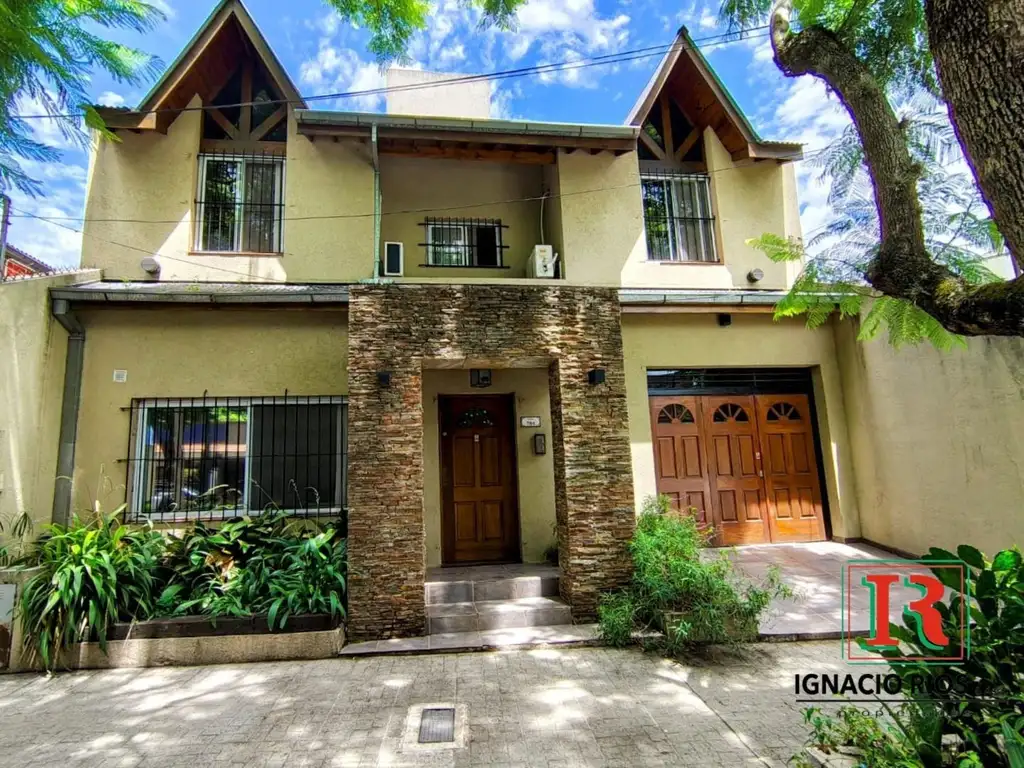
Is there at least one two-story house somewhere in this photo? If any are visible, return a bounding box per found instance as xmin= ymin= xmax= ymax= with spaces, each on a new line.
xmin=51 ymin=0 xmax=859 ymax=641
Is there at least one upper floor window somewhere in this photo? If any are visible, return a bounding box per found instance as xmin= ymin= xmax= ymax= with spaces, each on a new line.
xmin=641 ymin=174 xmax=718 ymax=263
xmin=195 ymin=152 xmax=284 ymax=254
xmin=422 ymin=218 xmax=507 ymax=267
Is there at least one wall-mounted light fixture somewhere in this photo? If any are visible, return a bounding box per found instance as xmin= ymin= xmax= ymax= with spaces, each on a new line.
xmin=747 ymin=268 xmax=764 ymax=284
xmin=533 ymin=433 xmax=547 ymax=455
xmin=377 ymin=371 xmax=392 ymax=388
xmin=717 ymin=313 xmax=732 ymax=327
xmin=470 ymin=369 xmax=492 ymax=388
xmin=588 ymin=368 xmax=606 ymax=386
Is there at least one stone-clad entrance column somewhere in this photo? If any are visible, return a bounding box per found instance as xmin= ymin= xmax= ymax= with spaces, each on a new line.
xmin=346 ymin=284 xmax=635 ymax=640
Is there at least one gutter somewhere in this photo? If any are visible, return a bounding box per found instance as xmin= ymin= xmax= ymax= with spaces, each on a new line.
xmin=618 ymin=289 xmax=791 ymax=306
xmin=51 ymin=299 xmax=84 ymax=527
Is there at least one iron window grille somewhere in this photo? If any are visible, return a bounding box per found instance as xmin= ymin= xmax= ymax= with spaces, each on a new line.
xmin=194 ymin=151 xmax=285 ymax=254
xmin=126 ymin=395 xmax=346 ymax=522
xmin=421 ymin=218 xmax=509 ymax=267
xmin=641 ymin=173 xmax=718 ymax=263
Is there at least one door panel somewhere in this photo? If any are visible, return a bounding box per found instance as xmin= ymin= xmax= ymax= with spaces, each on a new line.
xmin=755 ymin=394 xmax=825 ymax=543
xmin=649 ymin=396 xmax=713 ymax=526
xmin=441 ymin=395 xmax=521 ymax=564
xmin=701 ymin=396 xmax=769 ymax=545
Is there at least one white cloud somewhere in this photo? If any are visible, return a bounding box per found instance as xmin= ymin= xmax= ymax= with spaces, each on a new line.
xmin=300 ymin=43 xmax=385 ymax=111
xmin=149 ymin=0 xmax=175 ymax=19
xmin=698 ymin=7 xmax=718 ymax=29
xmin=96 ymin=91 xmax=125 ymax=108
xmin=7 ymin=160 xmax=88 ymax=269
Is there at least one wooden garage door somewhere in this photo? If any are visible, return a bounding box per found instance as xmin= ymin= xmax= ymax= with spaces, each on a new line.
xmin=756 ymin=395 xmax=825 ymax=543
xmin=649 ymin=393 xmax=825 ymax=545
xmin=649 ymin=396 xmax=712 ymax=526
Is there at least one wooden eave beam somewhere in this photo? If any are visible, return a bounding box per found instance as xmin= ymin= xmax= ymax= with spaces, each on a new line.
xmin=208 ymin=108 xmax=239 ymax=140
xmin=674 ymin=128 xmax=700 ymax=161
xmin=638 ymin=131 xmax=667 ymax=160
xmin=250 ymin=104 xmax=288 ymax=141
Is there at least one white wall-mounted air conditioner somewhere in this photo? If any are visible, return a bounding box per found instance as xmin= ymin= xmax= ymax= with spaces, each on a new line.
xmin=527 ymin=244 xmax=556 ymax=278
xmin=383 ymin=242 xmax=404 ymax=276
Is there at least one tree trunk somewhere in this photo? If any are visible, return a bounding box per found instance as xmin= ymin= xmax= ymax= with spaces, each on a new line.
xmin=927 ymin=0 xmax=1024 ymax=273
xmin=768 ymin=0 xmax=1024 ymax=337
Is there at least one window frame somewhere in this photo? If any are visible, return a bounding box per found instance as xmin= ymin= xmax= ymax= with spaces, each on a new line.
xmin=128 ymin=396 xmax=346 ymax=522
xmin=423 ymin=219 xmax=504 ymax=267
xmin=640 ymin=173 xmax=718 ymax=263
xmin=194 ymin=153 xmax=286 ymax=255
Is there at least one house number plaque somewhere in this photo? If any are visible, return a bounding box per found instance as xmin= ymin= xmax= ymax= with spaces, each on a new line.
xmin=519 ymin=416 xmax=541 ymax=428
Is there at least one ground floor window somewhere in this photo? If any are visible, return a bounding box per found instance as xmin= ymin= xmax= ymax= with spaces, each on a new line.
xmin=128 ymin=396 xmax=346 ymax=521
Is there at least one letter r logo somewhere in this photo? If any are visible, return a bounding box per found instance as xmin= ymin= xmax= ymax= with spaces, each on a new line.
xmin=844 ymin=560 xmax=968 ymax=664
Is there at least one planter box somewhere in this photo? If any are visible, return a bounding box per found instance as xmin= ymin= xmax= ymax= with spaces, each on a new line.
xmin=12 ymin=612 xmax=346 ymax=672
xmin=0 ymin=567 xmax=42 ymax=673
xmin=802 ymin=746 xmax=862 ymax=767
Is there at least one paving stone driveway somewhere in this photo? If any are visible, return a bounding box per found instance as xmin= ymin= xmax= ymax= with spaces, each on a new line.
xmin=0 ymin=641 xmax=861 ymax=768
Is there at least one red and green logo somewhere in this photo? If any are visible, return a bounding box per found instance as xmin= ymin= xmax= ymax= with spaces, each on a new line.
xmin=842 ymin=559 xmax=969 ymax=664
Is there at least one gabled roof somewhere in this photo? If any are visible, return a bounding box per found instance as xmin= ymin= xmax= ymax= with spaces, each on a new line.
xmin=5 ymin=244 xmax=52 ymax=274
xmin=99 ymin=0 xmax=303 ymax=132
xmin=627 ymin=27 xmax=801 ymax=162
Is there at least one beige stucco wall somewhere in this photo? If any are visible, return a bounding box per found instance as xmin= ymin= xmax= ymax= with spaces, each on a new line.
xmin=380 ymin=156 xmax=543 ymax=279
xmin=835 ymin=319 xmax=1024 ymax=557
xmin=72 ymin=308 xmax=348 ymax=512
xmin=0 ymin=271 xmax=100 ymax=535
xmin=621 ymin=312 xmax=860 ymax=539
xmin=82 ymin=100 xmax=373 ymax=283
xmin=422 ymin=368 xmax=556 ymax=568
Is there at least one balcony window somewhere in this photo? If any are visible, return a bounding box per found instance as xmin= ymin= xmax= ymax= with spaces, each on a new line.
xmin=128 ymin=396 xmax=346 ymax=521
xmin=641 ymin=174 xmax=718 ymax=263
xmin=195 ymin=153 xmax=284 ymax=254
xmin=422 ymin=218 xmax=507 ymax=267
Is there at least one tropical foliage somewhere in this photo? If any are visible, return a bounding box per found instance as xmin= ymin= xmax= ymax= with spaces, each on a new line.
xmin=598 ymin=495 xmax=792 ymax=653
xmin=16 ymin=508 xmax=346 ymax=671
xmin=720 ymin=0 xmax=1024 ymax=338
xmin=0 ymin=0 xmax=165 ymax=195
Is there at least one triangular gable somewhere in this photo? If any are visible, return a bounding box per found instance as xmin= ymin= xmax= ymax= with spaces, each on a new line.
xmin=100 ymin=0 xmax=303 ymax=132
xmin=627 ymin=27 xmax=801 ymax=162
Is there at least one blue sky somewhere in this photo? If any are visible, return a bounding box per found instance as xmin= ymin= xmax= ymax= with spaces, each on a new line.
xmin=12 ymin=0 xmax=852 ymax=268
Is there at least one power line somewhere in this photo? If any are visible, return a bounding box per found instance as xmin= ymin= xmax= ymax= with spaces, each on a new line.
xmin=11 ymin=144 xmax=830 ymax=227
xmin=9 ymin=27 xmax=769 ymax=121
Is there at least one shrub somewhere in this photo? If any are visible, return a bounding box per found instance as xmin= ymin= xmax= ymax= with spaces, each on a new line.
xmin=598 ymin=495 xmax=792 ymax=651
xmin=18 ymin=509 xmax=165 ymax=670
xmin=863 ymin=544 xmax=1024 ymax=766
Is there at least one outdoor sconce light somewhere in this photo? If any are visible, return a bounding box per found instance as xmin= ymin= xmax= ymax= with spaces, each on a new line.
xmin=377 ymin=371 xmax=392 ymax=388
xmin=533 ymin=433 xmax=547 ymax=455
xmin=470 ymin=368 xmax=492 ymax=388
xmin=588 ymin=368 xmax=606 ymax=386
xmin=747 ymin=268 xmax=764 ymax=284
xmin=717 ymin=313 xmax=733 ymax=327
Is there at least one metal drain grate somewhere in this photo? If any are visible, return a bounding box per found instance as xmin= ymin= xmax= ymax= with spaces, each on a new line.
xmin=418 ymin=707 xmax=456 ymax=744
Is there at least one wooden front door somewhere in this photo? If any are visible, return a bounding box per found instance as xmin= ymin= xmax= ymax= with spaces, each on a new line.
xmin=440 ymin=395 xmax=520 ymax=564
xmin=649 ymin=396 xmax=713 ymax=526
xmin=649 ymin=391 xmax=826 ymax=546
xmin=755 ymin=395 xmax=825 ymax=543
xmin=702 ymin=396 xmax=770 ymax=545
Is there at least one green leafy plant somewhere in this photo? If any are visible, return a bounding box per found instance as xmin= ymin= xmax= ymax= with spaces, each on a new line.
xmin=862 ymin=545 xmax=1024 ymax=766
xmin=0 ymin=511 xmax=34 ymax=567
xmin=598 ymin=495 xmax=792 ymax=652
xmin=794 ymin=704 xmax=982 ymax=767
xmin=17 ymin=509 xmax=165 ymax=670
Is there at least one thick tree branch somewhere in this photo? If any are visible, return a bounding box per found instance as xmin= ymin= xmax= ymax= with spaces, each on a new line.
xmin=926 ymin=0 xmax=1024 ymax=273
xmin=769 ymin=1 xmax=1024 ymax=336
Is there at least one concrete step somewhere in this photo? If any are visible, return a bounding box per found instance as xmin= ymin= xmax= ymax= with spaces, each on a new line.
xmin=425 ymin=574 xmax=559 ymax=605
xmin=426 ymin=596 xmax=572 ymax=634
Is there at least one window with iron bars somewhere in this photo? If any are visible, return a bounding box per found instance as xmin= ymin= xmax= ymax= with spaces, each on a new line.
xmin=194 ymin=152 xmax=285 ymax=254
xmin=641 ymin=173 xmax=718 ymax=263
xmin=421 ymin=218 xmax=509 ymax=267
xmin=126 ymin=396 xmax=346 ymax=522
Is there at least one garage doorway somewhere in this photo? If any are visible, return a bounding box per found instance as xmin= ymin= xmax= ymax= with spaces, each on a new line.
xmin=648 ymin=369 xmax=827 ymax=545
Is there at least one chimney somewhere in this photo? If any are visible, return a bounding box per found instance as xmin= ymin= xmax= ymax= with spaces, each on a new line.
xmin=385 ymin=68 xmax=491 ymax=119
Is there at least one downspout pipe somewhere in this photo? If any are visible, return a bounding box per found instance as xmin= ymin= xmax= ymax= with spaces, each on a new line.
xmin=51 ymin=299 xmax=84 ymax=527
xmin=370 ymin=123 xmax=381 ymax=281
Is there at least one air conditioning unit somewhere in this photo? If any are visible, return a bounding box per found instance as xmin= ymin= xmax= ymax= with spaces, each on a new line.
xmin=527 ymin=245 xmax=556 ymax=278
xmin=383 ymin=242 xmax=403 ymax=277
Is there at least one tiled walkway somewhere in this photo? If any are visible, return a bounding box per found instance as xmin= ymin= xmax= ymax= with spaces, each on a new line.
xmin=0 ymin=641 xmax=860 ymax=767
xmin=729 ymin=540 xmax=926 ymax=637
